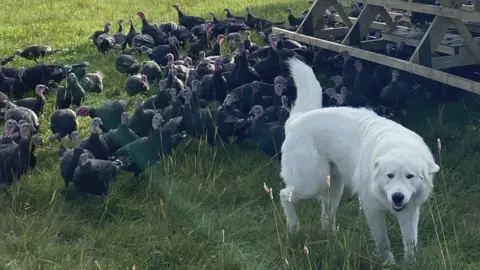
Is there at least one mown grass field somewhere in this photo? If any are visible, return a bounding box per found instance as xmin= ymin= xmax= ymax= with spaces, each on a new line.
xmin=1 ymin=0 xmax=480 ymax=269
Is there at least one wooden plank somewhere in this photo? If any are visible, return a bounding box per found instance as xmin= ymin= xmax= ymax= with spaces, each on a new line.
xmin=311 ymin=0 xmax=475 ymax=11
xmin=409 ymin=16 xmax=452 ymax=64
xmin=433 ymin=0 xmax=480 ymax=61
xmin=333 ymin=14 xmax=403 ymax=32
xmin=313 ymin=27 xmax=349 ymax=38
xmin=334 ymin=15 xmax=480 ymax=55
xmin=435 ymin=0 xmax=480 ymax=61
xmin=431 ymin=54 xmax=479 ymax=69
xmin=332 ymin=13 xmax=480 ymax=34
xmin=381 ymin=31 xmax=457 ymax=55
xmin=361 ymin=39 xmax=389 ymax=50
xmin=271 ymin=27 xmax=480 ymax=94
xmin=357 ymin=0 xmax=480 ymax=21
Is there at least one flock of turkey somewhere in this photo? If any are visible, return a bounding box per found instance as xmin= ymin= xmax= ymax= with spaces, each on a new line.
xmin=0 ymin=4 xmax=463 ymax=196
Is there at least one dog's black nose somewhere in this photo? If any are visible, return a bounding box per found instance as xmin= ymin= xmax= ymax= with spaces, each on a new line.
xmin=391 ymin=193 xmax=404 ymax=204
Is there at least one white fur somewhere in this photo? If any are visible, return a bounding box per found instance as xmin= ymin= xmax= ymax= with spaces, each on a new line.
xmin=280 ymin=58 xmax=440 ymax=264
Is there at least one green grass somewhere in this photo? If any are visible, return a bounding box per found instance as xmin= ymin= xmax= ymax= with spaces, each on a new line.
xmin=1 ymin=0 xmax=480 ymax=269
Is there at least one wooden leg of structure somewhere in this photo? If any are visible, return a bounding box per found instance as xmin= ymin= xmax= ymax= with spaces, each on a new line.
xmin=331 ymin=1 xmax=353 ymax=28
xmin=410 ymin=0 xmax=480 ymax=66
xmin=297 ymin=0 xmax=354 ymax=38
xmin=272 ymin=27 xmax=480 ymax=93
xmin=409 ymin=16 xmax=452 ymax=66
xmin=450 ymin=19 xmax=480 ymax=61
xmin=342 ymin=5 xmax=396 ymax=47
xmin=297 ymin=0 xmax=329 ymax=36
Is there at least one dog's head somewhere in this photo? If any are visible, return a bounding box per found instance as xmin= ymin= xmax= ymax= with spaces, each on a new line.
xmin=372 ymin=148 xmax=439 ymax=212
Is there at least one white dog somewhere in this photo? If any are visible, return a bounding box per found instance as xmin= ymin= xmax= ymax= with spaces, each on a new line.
xmin=279 ymin=58 xmax=440 ymax=264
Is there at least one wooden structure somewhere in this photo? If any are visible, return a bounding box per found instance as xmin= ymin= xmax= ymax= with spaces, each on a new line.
xmin=272 ymin=0 xmax=480 ymax=94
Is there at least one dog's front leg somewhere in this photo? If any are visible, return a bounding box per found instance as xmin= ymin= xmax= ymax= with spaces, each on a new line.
xmin=363 ymin=207 xmax=395 ymax=265
xmin=396 ymin=206 xmax=419 ymax=263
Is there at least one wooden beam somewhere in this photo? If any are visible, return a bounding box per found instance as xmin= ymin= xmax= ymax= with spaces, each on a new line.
xmin=361 ymin=39 xmax=389 ymax=51
xmin=333 ymin=14 xmax=404 ymax=32
xmin=271 ymin=27 xmax=480 ymax=94
xmin=381 ymin=31 xmax=457 ymax=55
xmin=332 ymin=15 xmax=480 ymax=55
xmin=431 ymin=54 xmax=479 ymax=69
xmin=313 ymin=27 xmax=349 ymax=38
xmin=333 ymin=13 xmax=480 ymax=34
xmin=435 ymin=0 xmax=480 ymax=61
xmin=356 ymin=0 xmax=480 ymax=21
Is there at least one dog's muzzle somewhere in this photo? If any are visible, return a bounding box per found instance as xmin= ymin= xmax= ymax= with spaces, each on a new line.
xmin=391 ymin=192 xmax=407 ymax=212
xmin=392 ymin=203 xmax=407 ymax=212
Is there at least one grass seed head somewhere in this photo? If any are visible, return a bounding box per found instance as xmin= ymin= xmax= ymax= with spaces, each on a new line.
xmin=303 ymin=245 xmax=309 ymax=256
xmin=263 ymin=182 xmax=269 ymax=193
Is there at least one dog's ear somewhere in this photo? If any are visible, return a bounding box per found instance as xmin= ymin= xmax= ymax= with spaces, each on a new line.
xmin=373 ymin=157 xmax=382 ymax=174
xmin=429 ymin=162 xmax=440 ymax=174
xmin=421 ymin=161 xmax=439 ymax=186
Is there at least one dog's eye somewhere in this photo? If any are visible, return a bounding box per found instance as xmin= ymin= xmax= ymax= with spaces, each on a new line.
xmin=406 ymin=174 xmax=414 ymax=179
xmin=387 ymin=173 xmax=394 ymax=179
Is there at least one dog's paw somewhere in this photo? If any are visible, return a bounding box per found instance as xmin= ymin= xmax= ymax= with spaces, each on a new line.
xmin=321 ymin=218 xmax=339 ymax=234
xmin=403 ymin=252 xmax=417 ymax=265
xmin=379 ymin=251 xmax=396 ymax=266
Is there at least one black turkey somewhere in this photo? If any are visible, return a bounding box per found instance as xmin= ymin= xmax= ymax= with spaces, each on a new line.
xmin=12 ymin=84 xmax=47 ymax=116
xmin=141 ymin=60 xmax=162 ymax=82
xmin=14 ymin=45 xmax=67 ymax=62
xmin=116 ymin=54 xmax=140 ymax=75
xmin=126 ymin=74 xmax=149 ymax=96
xmin=48 ymin=109 xmax=78 ymax=142
xmin=58 ymin=131 xmax=95 ymax=194
xmin=72 ymin=153 xmax=129 ymax=196
xmin=80 ymin=117 xmax=110 ymax=160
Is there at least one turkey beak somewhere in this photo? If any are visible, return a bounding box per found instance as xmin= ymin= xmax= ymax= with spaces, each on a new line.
xmin=248 ymin=108 xmax=254 ymax=116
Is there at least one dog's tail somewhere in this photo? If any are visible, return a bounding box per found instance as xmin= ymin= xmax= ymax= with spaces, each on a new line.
xmin=286 ymin=58 xmax=323 ymax=125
